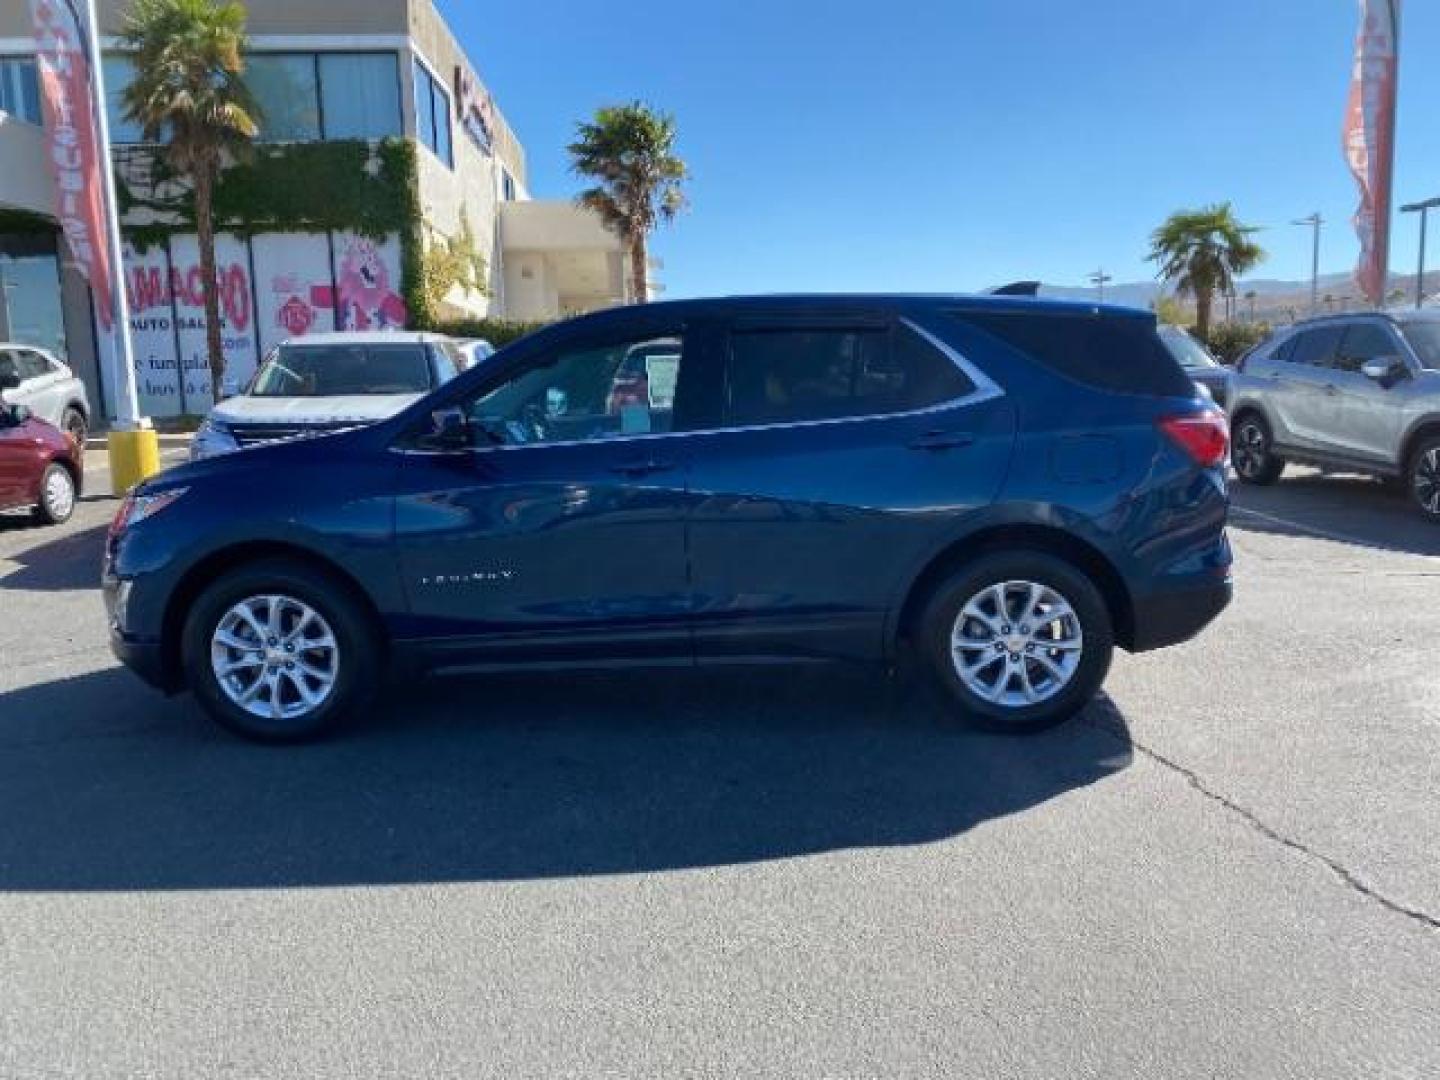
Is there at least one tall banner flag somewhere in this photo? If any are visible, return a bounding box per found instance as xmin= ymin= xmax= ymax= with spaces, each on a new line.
xmin=1343 ymin=0 xmax=1401 ymax=307
xmin=29 ymin=0 xmax=116 ymax=330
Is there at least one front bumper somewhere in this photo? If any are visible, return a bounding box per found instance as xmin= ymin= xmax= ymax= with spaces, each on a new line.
xmin=103 ymin=571 xmax=173 ymax=691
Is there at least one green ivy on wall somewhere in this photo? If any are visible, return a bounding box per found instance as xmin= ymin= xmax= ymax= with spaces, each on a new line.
xmin=115 ymin=137 xmax=430 ymax=328
xmin=417 ymin=208 xmax=489 ymax=320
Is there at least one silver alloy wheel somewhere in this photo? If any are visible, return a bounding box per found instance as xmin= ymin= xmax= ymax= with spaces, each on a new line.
xmin=1414 ymin=447 xmax=1440 ymax=516
xmin=951 ymin=580 xmax=1083 ymax=708
xmin=42 ymin=466 xmax=74 ymax=520
xmin=1233 ymin=420 xmax=1267 ymax=478
xmin=210 ymin=594 xmax=339 ymax=722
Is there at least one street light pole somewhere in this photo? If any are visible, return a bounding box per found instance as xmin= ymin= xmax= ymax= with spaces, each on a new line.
xmin=1400 ymin=197 xmax=1440 ymax=308
xmin=1088 ymin=268 xmax=1113 ymax=304
xmin=1292 ymin=214 xmax=1322 ymax=316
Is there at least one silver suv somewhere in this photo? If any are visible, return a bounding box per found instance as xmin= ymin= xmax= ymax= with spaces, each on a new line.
xmin=1228 ymin=311 xmax=1440 ymax=521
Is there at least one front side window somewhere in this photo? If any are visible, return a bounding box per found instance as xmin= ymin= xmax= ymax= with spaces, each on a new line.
xmin=724 ymin=324 xmax=972 ymax=427
xmin=1400 ymin=322 xmax=1440 ymax=370
xmin=245 ymin=54 xmax=321 ymax=141
xmin=250 ymin=343 xmax=434 ymax=397
xmin=461 ymin=335 xmax=685 ymax=446
xmin=1334 ymin=322 xmax=1402 ymax=373
xmin=0 ymin=58 xmax=41 ymax=125
xmin=319 ymin=53 xmax=401 ymax=140
xmin=15 ymin=350 xmax=52 ymax=379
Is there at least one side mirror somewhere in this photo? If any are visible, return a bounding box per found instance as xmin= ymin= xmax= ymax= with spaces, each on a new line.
xmin=423 ymin=406 xmax=471 ymax=451
xmin=0 ymin=372 xmax=20 ymax=393
xmin=1361 ymin=357 xmax=1406 ymax=385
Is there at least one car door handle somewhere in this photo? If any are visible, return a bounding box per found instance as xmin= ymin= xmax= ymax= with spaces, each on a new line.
xmin=909 ymin=430 xmax=975 ymax=451
xmin=609 ymin=459 xmax=676 ymax=477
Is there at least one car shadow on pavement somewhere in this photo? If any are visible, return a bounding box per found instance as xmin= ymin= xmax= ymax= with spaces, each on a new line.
xmin=0 ymin=665 xmax=1132 ymax=891
xmin=0 ymin=523 xmax=107 ymax=591
xmin=1229 ymin=471 xmax=1440 ymax=557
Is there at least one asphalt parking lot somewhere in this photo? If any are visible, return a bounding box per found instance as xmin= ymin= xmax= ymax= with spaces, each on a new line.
xmin=1 ymin=456 xmax=1436 ymax=1078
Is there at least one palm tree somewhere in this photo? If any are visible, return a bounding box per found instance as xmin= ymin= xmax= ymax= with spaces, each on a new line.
xmin=119 ymin=0 xmax=258 ymax=403
xmin=1147 ymin=204 xmax=1265 ymax=339
xmin=568 ymin=103 xmax=687 ymax=303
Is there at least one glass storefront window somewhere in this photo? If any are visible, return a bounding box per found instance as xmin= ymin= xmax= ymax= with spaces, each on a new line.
xmin=319 ymin=54 xmax=401 ymax=140
xmin=0 ymin=58 xmax=41 ymax=126
xmin=246 ymin=54 xmax=321 ymax=141
xmin=0 ymin=233 xmax=67 ymax=360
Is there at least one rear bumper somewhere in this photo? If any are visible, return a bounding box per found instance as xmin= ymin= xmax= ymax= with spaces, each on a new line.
xmin=1127 ymin=577 xmax=1233 ymax=652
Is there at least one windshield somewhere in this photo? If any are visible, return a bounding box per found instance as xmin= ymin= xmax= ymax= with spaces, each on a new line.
xmin=1157 ymin=326 xmax=1221 ymax=370
xmin=1400 ymin=321 xmax=1440 ymax=370
xmin=250 ymin=343 xmax=433 ymax=397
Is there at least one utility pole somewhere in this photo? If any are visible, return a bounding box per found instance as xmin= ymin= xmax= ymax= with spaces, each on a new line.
xmin=1293 ymin=214 xmax=1323 ymax=316
xmin=1088 ymin=268 xmax=1113 ymax=304
xmin=1400 ymin=197 xmax=1440 ymax=308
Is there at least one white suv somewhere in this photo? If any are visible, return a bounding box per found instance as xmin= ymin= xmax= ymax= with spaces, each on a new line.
xmin=0 ymin=344 xmax=90 ymax=444
xmin=191 ymin=332 xmax=462 ymax=460
xmin=1228 ymin=311 xmax=1440 ymax=520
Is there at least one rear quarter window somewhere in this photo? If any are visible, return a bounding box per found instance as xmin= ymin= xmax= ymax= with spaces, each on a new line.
xmin=954 ymin=310 xmax=1194 ymax=397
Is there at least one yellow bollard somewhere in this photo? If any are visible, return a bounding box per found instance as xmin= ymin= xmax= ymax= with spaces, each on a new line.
xmin=106 ymin=426 xmax=162 ymax=496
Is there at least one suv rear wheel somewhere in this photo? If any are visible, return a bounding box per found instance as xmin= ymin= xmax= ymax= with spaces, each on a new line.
xmin=919 ymin=552 xmax=1114 ymax=732
xmin=1231 ymin=413 xmax=1285 ymax=485
xmin=182 ymin=559 xmax=380 ymax=742
xmin=1408 ymin=436 xmax=1440 ymax=523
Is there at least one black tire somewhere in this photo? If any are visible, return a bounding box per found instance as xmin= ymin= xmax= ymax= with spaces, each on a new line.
xmin=1231 ymin=412 xmax=1285 ymax=485
xmin=918 ymin=551 xmax=1114 ymax=733
xmin=31 ymin=462 xmax=76 ymax=525
xmin=1407 ymin=435 xmax=1440 ymax=523
xmin=181 ymin=558 xmax=380 ymax=742
xmin=60 ymin=406 xmax=87 ymax=452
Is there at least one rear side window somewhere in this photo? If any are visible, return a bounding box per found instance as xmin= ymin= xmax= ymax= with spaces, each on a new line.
xmin=1288 ymin=326 xmax=1343 ymax=368
xmin=724 ymin=323 xmax=973 ymax=426
xmin=957 ymin=311 xmax=1193 ymax=396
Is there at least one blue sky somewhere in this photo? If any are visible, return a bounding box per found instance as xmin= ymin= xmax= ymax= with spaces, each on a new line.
xmin=439 ymin=0 xmax=1439 ymax=298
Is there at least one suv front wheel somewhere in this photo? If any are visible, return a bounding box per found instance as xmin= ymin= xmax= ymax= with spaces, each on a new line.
xmin=1408 ymin=436 xmax=1440 ymax=523
xmin=919 ymin=552 xmax=1114 ymax=732
xmin=182 ymin=559 xmax=380 ymax=741
xmin=1231 ymin=413 xmax=1285 ymax=485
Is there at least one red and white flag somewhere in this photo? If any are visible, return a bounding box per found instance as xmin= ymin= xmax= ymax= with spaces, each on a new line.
xmin=29 ymin=0 xmax=116 ymax=330
xmin=1343 ymin=0 xmax=1401 ymax=307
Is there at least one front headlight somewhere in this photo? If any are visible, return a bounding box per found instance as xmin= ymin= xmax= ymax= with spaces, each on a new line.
xmin=191 ymin=417 xmax=239 ymax=460
xmin=109 ymin=487 xmax=188 ymax=539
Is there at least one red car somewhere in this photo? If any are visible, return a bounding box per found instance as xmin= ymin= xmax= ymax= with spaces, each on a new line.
xmin=0 ymin=372 xmax=83 ymax=525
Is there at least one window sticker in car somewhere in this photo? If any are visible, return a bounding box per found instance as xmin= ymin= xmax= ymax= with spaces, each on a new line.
xmin=646 ymin=353 xmax=680 ymax=409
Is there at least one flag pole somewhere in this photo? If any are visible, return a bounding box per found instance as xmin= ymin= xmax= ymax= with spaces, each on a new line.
xmin=78 ymin=0 xmax=142 ymax=431
xmin=1377 ymin=0 xmax=1400 ymax=307
xmin=73 ymin=0 xmax=158 ymax=490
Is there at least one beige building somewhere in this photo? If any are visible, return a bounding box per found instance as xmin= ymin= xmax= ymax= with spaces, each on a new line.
xmin=0 ymin=0 xmax=639 ymax=420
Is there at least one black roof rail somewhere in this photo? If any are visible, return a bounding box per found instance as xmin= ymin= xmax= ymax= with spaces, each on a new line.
xmin=986 ymin=281 xmax=1042 ymax=297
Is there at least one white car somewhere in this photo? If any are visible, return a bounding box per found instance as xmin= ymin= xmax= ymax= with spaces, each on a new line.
xmin=191 ymin=332 xmax=461 ymax=460
xmin=0 ymin=343 xmax=91 ymax=444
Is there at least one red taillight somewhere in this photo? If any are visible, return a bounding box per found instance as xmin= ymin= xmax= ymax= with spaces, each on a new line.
xmin=1159 ymin=412 xmax=1229 ymax=468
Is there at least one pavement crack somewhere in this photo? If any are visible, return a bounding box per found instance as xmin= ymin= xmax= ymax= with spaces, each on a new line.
xmin=1085 ymin=711 xmax=1440 ymax=933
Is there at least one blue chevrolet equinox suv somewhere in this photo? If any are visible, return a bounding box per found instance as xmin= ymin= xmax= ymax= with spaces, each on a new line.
xmin=104 ymin=296 xmax=1232 ymax=741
